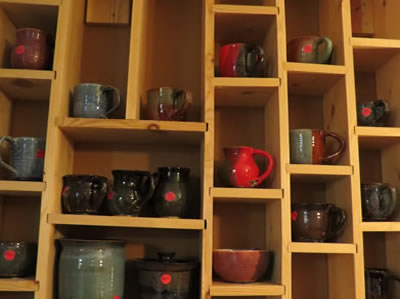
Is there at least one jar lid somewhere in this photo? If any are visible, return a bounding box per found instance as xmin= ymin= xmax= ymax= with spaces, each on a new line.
xmin=135 ymin=252 xmax=198 ymax=272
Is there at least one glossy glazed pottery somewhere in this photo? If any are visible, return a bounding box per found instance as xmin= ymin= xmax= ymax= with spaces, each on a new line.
xmin=0 ymin=137 xmax=45 ymax=180
xmin=287 ymin=36 xmax=333 ymax=64
xmin=10 ymin=28 xmax=50 ymax=70
xmin=0 ymin=242 xmax=37 ymax=277
xmin=147 ymin=87 xmax=192 ymax=121
xmin=224 ymin=146 xmax=274 ymax=188
xmin=219 ymin=43 xmax=264 ymax=77
xmin=58 ymin=239 xmax=126 ymax=299
xmin=62 ymin=175 xmax=108 ymax=214
xmin=291 ymin=203 xmax=346 ymax=242
xmin=365 ymin=268 xmax=400 ymax=299
xmin=357 ymin=100 xmax=390 ymax=127
xmin=135 ymin=252 xmax=198 ymax=299
xmin=290 ymin=129 xmax=345 ymax=164
xmin=152 ymin=167 xmax=190 ymax=218
xmin=72 ymin=83 xmax=121 ymax=118
xmin=108 ymin=170 xmax=156 ymax=216
xmin=213 ymin=249 xmax=272 ymax=283
xmin=361 ymin=183 xmax=397 ymax=221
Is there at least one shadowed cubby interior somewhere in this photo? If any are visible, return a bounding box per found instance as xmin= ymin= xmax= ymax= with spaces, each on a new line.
xmin=292 ymin=253 xmax=356 ymax=299
xmin=0 ymin=293 xmax=33 ymax=299
xmin=54 ymin=226 xmax=202 ymax=299
xmin=288 ymin=75 xmax=350 ymax=166
xmin=285 ymin=0 xmax=345 ymax=65
xmin=350 ymin=0 xmax=400 ymax=39
xmin=364 ymin=232 xmax=400 ymax=297
xmin=213 ymin=297 xmax=280 ymax=299
xmin=215 ymin=0 xmax=276 ymax=5
xmin=291 ymin=176 xmax=354 ymax=243
xmin=214 ymin=12 xmax=278 ymax=78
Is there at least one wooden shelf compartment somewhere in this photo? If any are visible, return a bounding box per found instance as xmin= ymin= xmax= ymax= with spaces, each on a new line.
xmin=213 ymin=4 xmax=278 ymax=15
xmin=361 ymin=222 xmax=400 ymax=232
xmin=0 ymin=277 xmax=38 ymax=292
xmin=212 ymin=187 xmax=282 ymax=203
xmin=0 ymin=180 xmax=44 ymax=196
xmin=210 ymin=280 xmax=285 ymax=296
xmin=289 ymin=242 xmax=356 ymax=254
xmin=285 ymin=0 xmax=346 ymax=66
xmin=48 ymin=214 xmax=205 ymax=230
xmin=214 ymin=9 xmax=278 ymax=78
xmin=357 ymin=126 xmax=400 ymax=149
xmin=57 ymin=118 xmax=206 ymax=145
xmin=288 ymin=165 xmax=353 ymax=183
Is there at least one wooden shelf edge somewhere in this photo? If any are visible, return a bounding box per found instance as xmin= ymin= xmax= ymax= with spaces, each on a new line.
xmin=285 ymin=62 xmax=346 ymax=75
xmin=213 ymin=77 xmax=280 ymax=88
xmin=352 ymin=37 xmax=400 ymax=49
xmin=47 ymin=214 xmax=205 ymax=230
xmin=356 ymin=126 xmax=400 ymax=138
xmin=0 ymin=0 xmax=61 ymax=6
xmin=0 ymin=180 xmax=45 ymax=195
xmin=210 ymin=281 xmax=284 ymax=296
xmin=287 ymin=164 xmax=353 ymax=176
xmin=0 ymin=69 xmax=55 ymax=80
xmin=288 ymin=242 xmax=356 ymax=254
xmin=212 ymin=187 xmax=282 ymax=200
xmin=360 ymin=222 xmax=400 ymax=232
xmin=0 ymin=278 xmax=39 ymax=292
xmin=213 ymin=4 xmax=278 ymax=15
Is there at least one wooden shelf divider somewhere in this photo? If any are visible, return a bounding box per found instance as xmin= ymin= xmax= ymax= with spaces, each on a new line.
xmin=360 ymin=222 xmax=400 ymax=232
xmin=0 ymin=277 xmax=39 ymax=292
xmin=210 ymin=281 xmax=285 ymax=296
xmin=288 ymin=242 xmax=357 ymax=254
xmin=0 ymin=180 xmax=45 ymax=196
xmin=213 ymin=77 xmax=280 ymax=88
xmin=212 ymin=4 xmax=278 ymax=15
xmin=0 ymin=0 xmax=61 ymax=5
xmin=356 ymin=126 xmax=400 ymax=149
xmin=212 ymin=187 xmax=282 ymax=203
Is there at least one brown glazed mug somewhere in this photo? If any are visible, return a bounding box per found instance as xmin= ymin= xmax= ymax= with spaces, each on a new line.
xmin=290 ymin=129 xmax=345 ymax=164
xmin=10 ymin=28 xmax=50 ymax=70
xmin=287 ymin=36 xmax=333 ymax=64
xmin=291 ymin=203 xmax=346 ymax=242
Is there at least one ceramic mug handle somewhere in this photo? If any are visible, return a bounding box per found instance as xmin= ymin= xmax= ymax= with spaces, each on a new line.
xmin=102 ymin=86 xmax=121 ymax=117
xmin=140 ymin=173 xmax=157 ymax=205
xmin=173 ymin=89 xmax=192 ymax=119
xmin=327 ymin=206 xmax=346 ymax=240
xmin=0 ymin=136 xmax=18 ymax=175
xmin=322 ymin=131 xmax=346 ymax=163
xmin=382 ymin=185 xmax=398 ymax=218
xmin=249 ymin=149 xmax=275 ymax=187
xmin=316 ymin=37 xmax=333 ymax=64
xmin=245 ymin=46 xmax=264 ymax=76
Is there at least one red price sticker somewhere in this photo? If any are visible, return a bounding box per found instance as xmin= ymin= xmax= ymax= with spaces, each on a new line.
xmin=36 ymin=149 xmax=45 ymax=159
xmin=62 ymin=186 xmax=69 ymax=195
xmin=113 ymin=296 xmax=120 ymax=299
xmin=165 ymin=192 xmax=176 ymax=202
xmin=362 ymin=107 xmax=372 ymax=117
xmin=16 ymin=45 xmax=24 ymax=55
xmin=108 ymin=191 xmax=114 ymax=200
xmin=291 ymin=211 xmax=298 ymax=221
xmin=161 ymin=273 xmax=172 ymax=285
xmin=4 ymin=250 xmax=15 ymax=261
xmin=303 ymin=44 xmax=313 ymax=54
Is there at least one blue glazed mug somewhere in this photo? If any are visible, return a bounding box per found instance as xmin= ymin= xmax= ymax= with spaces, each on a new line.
xmin=0 ymin=137 xmax=45 ymax=180
xmin=72 ymin=83 xmax=121 ymax=119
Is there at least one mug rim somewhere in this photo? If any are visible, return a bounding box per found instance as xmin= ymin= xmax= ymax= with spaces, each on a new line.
xmin=147 ymin=87 xmax=181 ymax=93
xmin=75 ymin=83 xmax=104 ymax=87
xmin=292 ymin=202 xmax=336 ymax=208
xmin=361 ymin=182 xmax=389 ymax=186
xmin=63 ymin=174 xmax=108 ymax=180
xmin=5 ymin=137 xmax=45 ymax=141
xmin=224 ymin=146 xmax=253 ymax=150
xmin=290 ymin=128 xmax=321 ymax=132
xmin=289 ymin=35 xmax=326 ymax=41
xmin=16 ymin=28 xmax=46 ymax=33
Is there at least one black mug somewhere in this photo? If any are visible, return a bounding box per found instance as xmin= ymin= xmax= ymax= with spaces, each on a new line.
xmin=365 ymin=268 xmax=400 ymax=299
xmin=357 ymin=100 xmax=390 ymax=127
xmin=361 ymin=183 xmax=397 ymax=221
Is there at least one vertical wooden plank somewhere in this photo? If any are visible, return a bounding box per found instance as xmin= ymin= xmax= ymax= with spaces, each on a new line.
xmin=86 ymin=0 xmax=131 ymax=25
xmin=0 ymin=7 xmax=15 ymax=68
xmin=351 ymin=0 xmax=374 ymax=37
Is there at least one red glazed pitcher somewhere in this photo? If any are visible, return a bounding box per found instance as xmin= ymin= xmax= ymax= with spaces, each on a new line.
xmin=224 ymin=146 xmax=274 ymax=188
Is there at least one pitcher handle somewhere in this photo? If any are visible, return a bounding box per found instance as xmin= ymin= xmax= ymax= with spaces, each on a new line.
xmin=316 ymin=37 xmax=333 ymax=64
xmin=322 ymin=131 xmax=346 ymax=163
xmin=327 ymin=206 xmax=346 ymax=240
xmin=250 ymin=149 xmax=275 ymax=187
xmin=383 ymin=185 xmax=398 ymax=218
xmin=245 ymin=46 xmax=264 ymax=76
xmin=140 ymin=173 xmax=157 ymax=205
xmin=102 ymin=86 xmax=121 ymax=117
xmin=0 ymin=136 xmax=17 ymax=175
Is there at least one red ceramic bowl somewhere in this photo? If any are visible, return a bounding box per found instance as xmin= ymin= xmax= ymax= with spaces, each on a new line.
xmin=213 ymin=249 xmax=273 ymax=283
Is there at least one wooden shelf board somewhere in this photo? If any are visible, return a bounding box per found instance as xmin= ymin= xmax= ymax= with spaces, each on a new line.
xmin=356 ymin=126 xmax=400 ymax=149
xmin=286 ymin=62 xmax=346 ymax=96
xmin=352 ymin=37 xmax=400 ymax=72
xmin=0 ymin=180 xmax=45 ymax=196
xmin=210 ymin=281 xmax=284 ymax=296
xmin=0 ymin=277 xmax=38 ymax=291
xmin=214 ymin=78 xmax=278 ymax=107
xmin=360 ymin=222 xmax=400 ymax=232
xmin=213 ymin=4 xmax=278 ymax=15
xmin=48 ymin=214 xmax=205 ymax=230
xmin=0 ymin=0 xmax=61 ymax=5
xmin=0 ymin=69 xmax=53 ymax=101
xmin=287 ymin=164 xmax=353 ymax=182
xmin=57 ymin=118 xmax=206 ymax=145
xmin=289 ymin=242 xmax=356 ymax=254
xmin=212 ymin=187 xmax=282 ymax=203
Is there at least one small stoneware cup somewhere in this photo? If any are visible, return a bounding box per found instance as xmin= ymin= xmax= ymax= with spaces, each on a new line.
xmin=290 ymin=129 xmax=345 ymax=164
xmin=365 ymin=268 xmax=400 ymax=299
xmin=287 ymin=36 xmax=333 ymax=64
xmin=361 ymin=183 xmax=397 ymax=221
xmin=357 ymin=100 xmax=390 ymax=127
xmin=0 ymin=242 xmax=37 ymax=277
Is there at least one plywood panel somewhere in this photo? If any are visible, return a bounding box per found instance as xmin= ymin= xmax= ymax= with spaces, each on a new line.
xmin=86 ymin=0 xmax=131 ymax=25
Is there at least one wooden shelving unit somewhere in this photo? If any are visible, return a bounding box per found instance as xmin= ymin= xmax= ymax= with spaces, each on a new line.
xmin=0 ymin=0 xmax=398 ymax=299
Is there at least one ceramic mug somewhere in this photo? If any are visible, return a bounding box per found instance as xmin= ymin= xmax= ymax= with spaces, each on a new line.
xmin=0 ymin=137 xmax=45 ymax=180
xmin=357 ymin=100 xmax=390 ymax=127
xmin=287 ymin=36 xmax=333 ymax=64
xmin=365 ymin=268 xmax=400 ymax=299
xmin=147 ymin=87 xmax=192 ymax=121
xmin=291 ymin=203 xmax=346 ymax=242
xmin=361 ymin=183 xmax=397 ymax=221
xmin=72 ymin=83 xmax=121 ymax=119
xmin=219 ymin=43 xmax=264 ymax=77
xmin=290 ymin=129 xmax=345 ymax=164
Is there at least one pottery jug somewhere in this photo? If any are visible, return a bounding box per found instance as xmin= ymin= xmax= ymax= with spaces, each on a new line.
xmin=361 ymin=183 xmax=397 ymax=221
xmin=152 ymin=167 xmax=190 ymax=218
xmin=135 ymin=252 xmax=198 ymax=299
xmin=58 ymin=239 xmax=126 ymax=299
xmin=223 ymin=146 xmax=274 ymax=188
xmin=108 ymin=170 xmax=156 ymax=216
xmin=62 ymin=175 xmax=108 ymax=215
xmin=357 ymin=100 xmax=390 ymax=127
xmin=0 ymin=137 xmax=45 ymax=180
xmin=365 ymin=268 xmax=400 ymax=299
xmin=287 ymin=36 xmax=333 ymax=64
xmin=10 ymin=28 xmax=50 ymax=70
